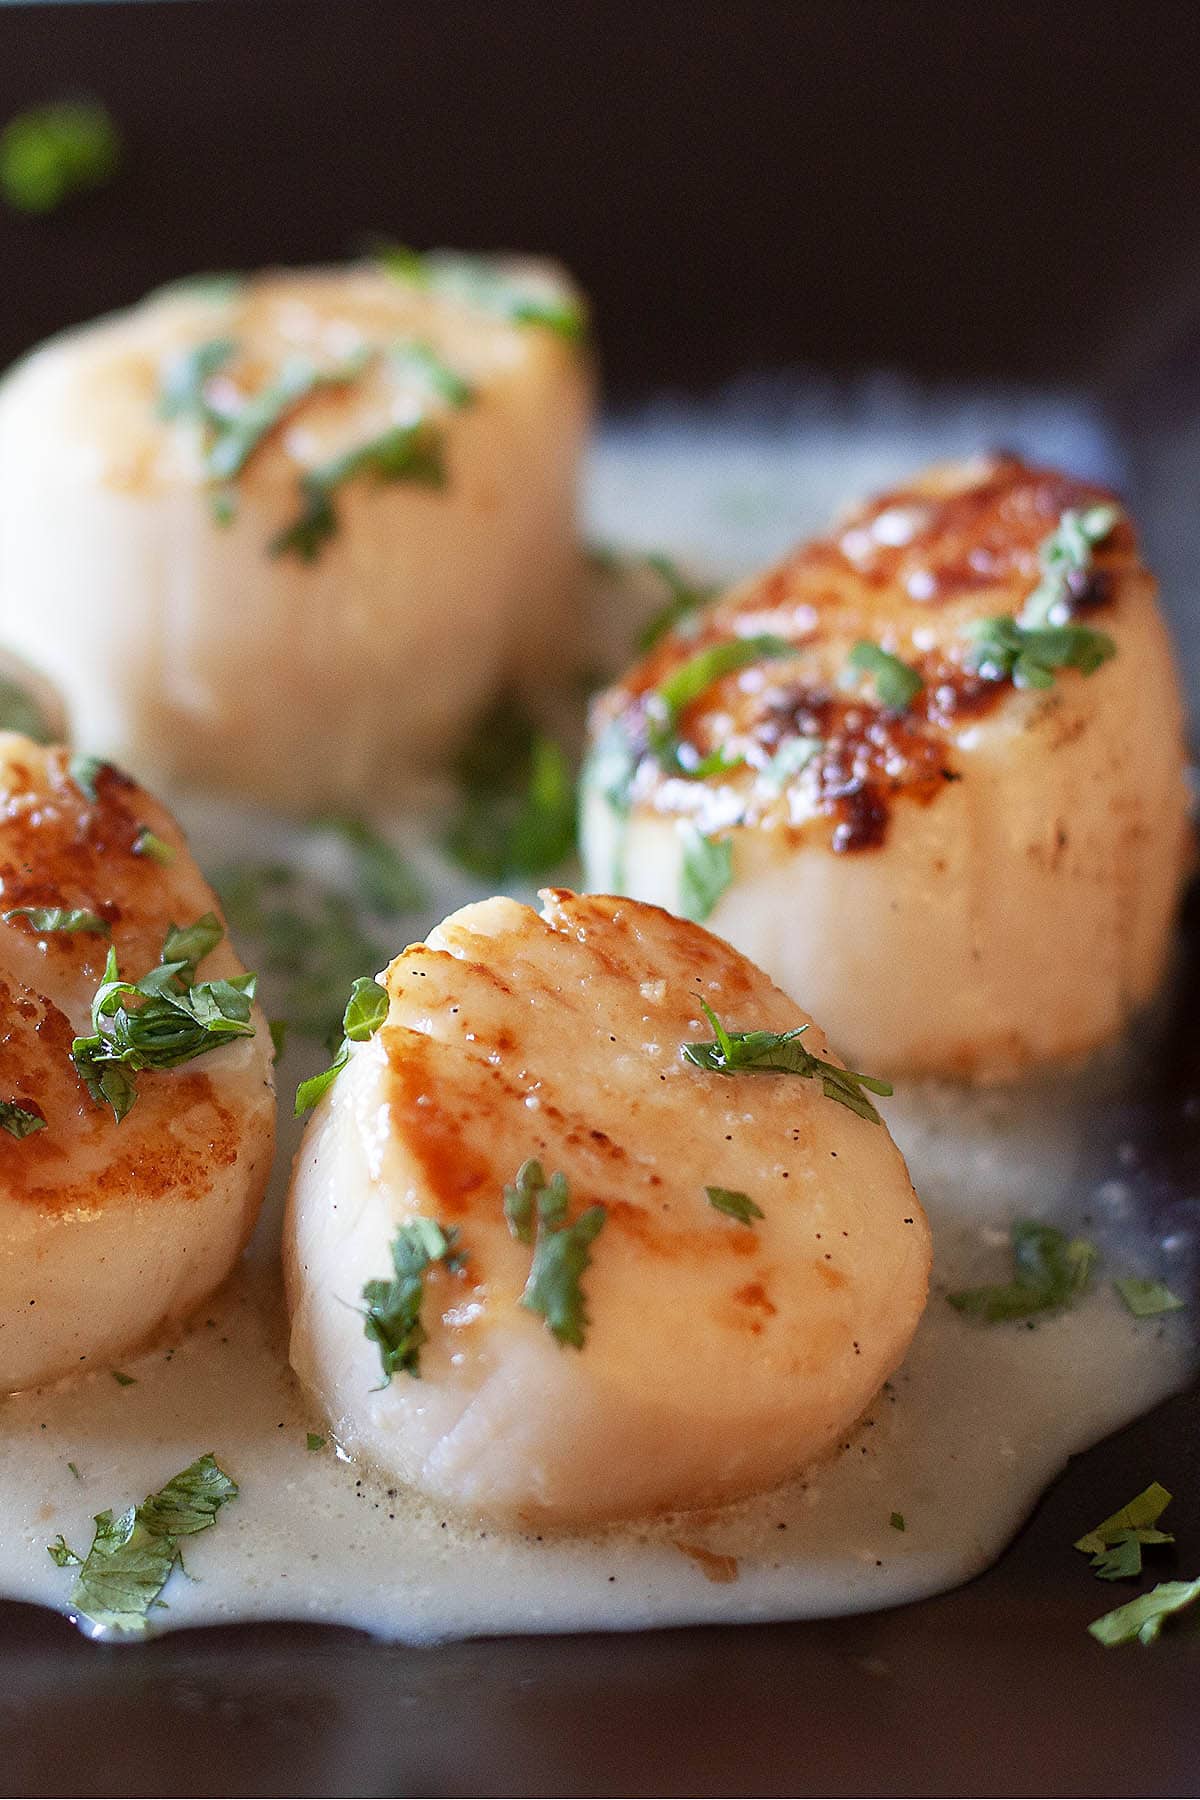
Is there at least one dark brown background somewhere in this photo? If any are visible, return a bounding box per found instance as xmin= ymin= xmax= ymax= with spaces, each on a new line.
xmin=1 ymin=4 xmax=1199 ymax=1796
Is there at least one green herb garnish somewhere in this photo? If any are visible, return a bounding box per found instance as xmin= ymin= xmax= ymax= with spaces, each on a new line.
xmin=132 ymin=828 xmax=176 ymax=866
xmin=645 ymin=633 xmax=791 ymax=773
xmin=890 ymin=1512 xmax=906 ymax=1532
xmin=271 ymin=420 xmax=445 ymax=562
xmin=1020 ymin=504 xmax=1122 ymax=628
xmin=0 ymin=674 xmax=53 ymax=744
xmin=314 ymin=815 xmax=427 ymax=915
xmin=294 ymin=974 xmax=388 ymax=1115
xmin=947 ymin=1219 xmax=1097 ymax=1321
xmin=1075 ymin=1482 xmax=1174 ymax=1581
xmin=0 ymin=1101 xmax=45 ymax=1139
xmin=1114 ymin=1278 xmax=1185 ymax=1319
xmin=4 ymin=906 xmax=108 ymax=936
xmin=445 ymin=694 xmax=576 ymax=879
xmin=1088 ymin=1577 xmax=1200 ymax=1647
xmin=71 ymin=918 xmax=256 ymax=1123
xmin=206 ymin=349 xmax=371 ymax=484
xmin=0 ymin=101 xmax=119 ymax=214
xmin=761 ymin=735 xmax=823 ymax=790
xmin=305 ymin=1433 xmax=326 ymax=1453
xmin=706 ymin=1186 xmax=763 ymax=1225
xmin=69 ymin=755 xmax=105 ymax=803
xmin=513 ymin=1166 xmax=606 ymax=1349
xmin=111 ymin=1370 xmax=136 ymax=1388
xmin=635 ymin=554 xmax=717 ymax=652
xmin=47 ymin=1452 xmax=236 ymax=1634
xmin=381 ymin=246 xmax=588 ymax=344
xmin=391 ymin=340 xmax=476 ymax=407
xmin=361 ymin=1217 xmax=463 ymax=1382
xmin=678 ymin=823 xmax=733 ymax=923
xmin=846 ymin=641 xmax=923 ymax=712
xmin=683 ymin=1000 xmax=892 ymax=1124
xmin=158 ymin=337 xmax=237 ymax=423
xmin=965 ymin=617 xmax=1116 ymax=690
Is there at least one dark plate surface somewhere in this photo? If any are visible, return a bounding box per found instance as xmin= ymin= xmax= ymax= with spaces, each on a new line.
xmin=1 ymin=5 xmax=1199 ymax=1795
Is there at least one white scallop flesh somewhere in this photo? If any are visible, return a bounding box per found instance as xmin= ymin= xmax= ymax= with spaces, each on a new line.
xmin=581 ymin=456 xmax=1192 ymax=1079
xmin=285 ymin=888 xmax=930 ymax=1526
xmin=0 ymin=261 xmax=593 ymax=813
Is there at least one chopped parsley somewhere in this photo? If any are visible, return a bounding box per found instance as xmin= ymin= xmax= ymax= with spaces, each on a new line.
xmin=69 ymin=755 xmax=105 ymax=803
xmin=132 ymin=828 xmax=176 ymax=866
xmin=846 ymin=641 xmax=923 ymax=712
xmin=391 ymin=340 xmax=476 ymax=407
xmin=314 ymin=815 xmax=427 ymax=916
xmin=0 ymin=1101 xmax=45 ymax=1139
xmin=635 ymin=554 xmax=717 ymax=652
xmin=947 ymin=1219 xmax=1097 ymax=1322
xmin=0 ymin=101 xmax=120 ymax=214
xmin=965 ymin=617 xmax=1116 ymax=690
xmin=683 ymin=1001 xmax=893 ymax=1125
xmin=1075 ymin=1482 xmax=1174 ymax=1581
xmin=361 ymin=1218 xmax=463 ymax=1382
xmin=516 ymin=1173 xmax=607 ymax=1349
xmin=4 ymin=906 xmax=108 ymax=936
xmin=1114 ymin=1277 xmax=1184 ymax=1318
xmin=380 ymin=245 xmax=588 ymax=344
xmin=71 ymin=917 xmax=256 ymax=1123
xmin=761 ymin=735 xmax=823 ymax=790
xmin=0 ymin=674 xmax=54 ymax=744
xmin=306 ymin=1433 xmax=326 ymax=1452
xmin=645 ymin=633 xmax=792 ymax=774
xmin=706 ymin=1186 xmax=763 ymax=1225
xmin=678 ymin=822 xmax=733 ymax=923
xmin=890 ymin=1512 xmax=906 ymax=1532
xmin=205 ymin=349 xmax=371 ymax=485
xmin=1088 ymin=1576 xmax=1200 ymax=1647
xmin=213 ymin=860 xmax=388 ymax=1049
xmin=445 ymin=693 xmax=576 ymax=880
xmin=158 ymin=337 xmax=237 ymax=423
xmin=271 ymin=420 xmax=445 ymax=562
xmin=503 ymin=1158 xmax=568 ymax=1245
xmin=47 ymin=1452 xmax=236 ymax=1634
xmin=111 ymin=1370 xmax=136 ymax=1387
xmin=1020 ymin=504 xmax=1122 ymax=628
xmin=294 ymin=974 xmax=388 ymax=1115
xmin=268 ymin=1019 xmax=287 ymax=1063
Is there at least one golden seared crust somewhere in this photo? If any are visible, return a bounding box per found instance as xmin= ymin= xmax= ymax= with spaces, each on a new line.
xmin=0 ymin=738 xmax=261 ymax=1219
xmin=378 ymin=889 xmax=888 ymax=1324
xmin=592 ymin=455 xmax=1143 ymax=852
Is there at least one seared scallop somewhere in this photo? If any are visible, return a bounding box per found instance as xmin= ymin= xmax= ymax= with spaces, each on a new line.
xmin=581 ymin=455 xmax=1191 ymax=1079
xmin=0 ymin=735 xmax=275 ymax=1390
xmin=0 ymin=257 xmax=592 ymax=812
xmin=284 ymin=889 xmax=929 ymax=1526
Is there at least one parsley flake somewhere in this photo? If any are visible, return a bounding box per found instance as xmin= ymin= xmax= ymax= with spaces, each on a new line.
xmin=517 ymin=1172 xmax=607 ymax=1349
xmin=69 ymin=755 xmax=105 ymax=803
xmin=294 ymin=975 xmax=388 ymax=1115
xmin=0 ymin=101 xmax=120 ymax=214
xmin=1088 ymin=1576 xmax=1200 ymax=1647
xmin=391 ymin=340 xmax=476 ymax=408
xmin=947 ymin=1219 xmax=1097 ymax=1322
xmin=890 ymin=1512 xmax=906 ymax=1532
xmin=158 ymin=337 xmax=237 ymax=423
xmin=445 ymin=694 xmax=576 ymax=880
xmin=131 ymin=828 xmax=176 ymax=866
xmin=1114 ymin=1277 xmax=1185 ymax=1318
xmin=1020 ymin=504 xmax=1122 ymax=628
xmin=706 ymin=1186 xmax=763 ymax=1225
xmin=1075 ymin=1482 xmax=1174 ymax=1582
xmin=846 ymin=641 xmax=923 ymax=711
xmin=646 ymin=634 xmax=792 ymax=775
xmin=4 ymin=906 xmax=108 ymax=937
xmin=683 ymin=1001 xmax=892 ymax=1124
xmin=47 ymin=1452 xmax=236 ymax=1634
xmin=635 ymin=554 xmax=717 ymax=652
xmin=206 ymin=349 xmax=371 ymax=485
xmin=0 ymin=1101 xmax=46 ymax=1139
xmin=361 ymin=1218 xmax=462 ymax=1382
xmin=305 ymin=1433 xmax=326 ymax=1453
xmin=965 ymin=617 xmax=1116 ymax=690
xmin=678 ymin=822 xmax=733 ymax=923
xmin=271 ymin=420 xmax=445 ymax=562
xmin=71 ymin=918 xmax=256 ymax=1123
xmin=111 ymin=1370 xmax=136 ymax=1387
xmin=380 ymin=246 xmax=588 ymax=344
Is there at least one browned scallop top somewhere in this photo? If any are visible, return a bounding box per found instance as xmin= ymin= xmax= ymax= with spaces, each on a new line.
xmin=591 ymin=455 xmax=1143 ymax=852
xmin=0 ymin=743 xmax=256 ymax=1213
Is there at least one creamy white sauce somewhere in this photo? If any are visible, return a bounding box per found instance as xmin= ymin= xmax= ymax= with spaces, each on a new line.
xmin=1 ymin=419 xmax=1193 ymax=1641
xmin=0 ymin=796 xmax=1192 ymax=1643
